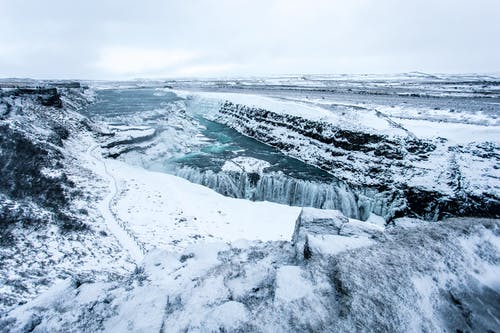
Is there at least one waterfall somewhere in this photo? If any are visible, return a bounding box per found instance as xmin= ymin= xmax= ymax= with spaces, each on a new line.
xmin=169 ymin=166 xmax=375 ymax=220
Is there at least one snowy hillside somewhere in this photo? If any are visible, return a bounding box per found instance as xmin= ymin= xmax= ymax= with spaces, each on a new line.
xmin=3 ymin=216 xmax=499 ymax=332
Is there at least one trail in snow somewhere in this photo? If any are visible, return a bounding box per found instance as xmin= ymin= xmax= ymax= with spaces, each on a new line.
xmin=88 ymin=145 xmax=145 ymax=262
xmin=373 ymin=108 xmax=418 ymax=139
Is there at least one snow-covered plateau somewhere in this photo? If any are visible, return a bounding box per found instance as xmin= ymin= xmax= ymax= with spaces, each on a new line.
xmin=0 ymin=75 xmax=499 ymax=332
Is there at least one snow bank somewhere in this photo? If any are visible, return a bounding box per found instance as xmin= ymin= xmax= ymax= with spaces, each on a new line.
xmin=102 ymin=156 xmax=301 ymax=252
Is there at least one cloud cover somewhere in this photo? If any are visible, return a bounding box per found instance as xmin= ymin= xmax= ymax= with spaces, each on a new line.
xmin=1 ymin=0 xmax=499 ymax=79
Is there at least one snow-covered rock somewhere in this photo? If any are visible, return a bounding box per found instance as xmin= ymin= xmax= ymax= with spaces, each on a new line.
xmin=292 ymin=207 xmax=382 ymax=259
xmin=0 ymin=83 xmax=134 ymax=314
xmin=1 ymin=78 xmax=499 ymax=333
xmin=221 ymin=156 xmax=271 ymax=174
xmin=101 ymin=127 xmax=157 ymax=158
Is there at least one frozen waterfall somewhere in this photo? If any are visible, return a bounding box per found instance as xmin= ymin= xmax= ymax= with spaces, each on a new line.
xmin=171 ymin=166 xmax=374 ymax=220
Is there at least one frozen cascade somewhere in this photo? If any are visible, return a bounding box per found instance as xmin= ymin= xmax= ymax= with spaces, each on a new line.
xmin=171 ymin=166 xmax=377 ymax=220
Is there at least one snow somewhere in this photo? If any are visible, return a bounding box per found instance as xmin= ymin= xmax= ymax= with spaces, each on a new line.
xmin=391 ymin=217 xmax=429 ymax=229
xmin=343 ymin=218 xmax=385 ymax=236
xmin=103 ymin=284 xmax=168 ymax=333
xmin=397 ymin=118 xmax=500 ymax=143
xmin=411 ymin=276 xmax=439 ymax=330
xmin=86 ymin=144 xmax=145 ymax=262
xmin=307 ymin=234 xmax=376 ymax=256
xmin=2 ymin=77 xmax=499 ymax=332
xmin=177 ymin=90 xmax=408 ymax=137
xmin=365 ymin=213 xmax=386 ymax=227
xmin=108 ymin=158 xmax=301 ymax=252
xmin=299 ymin=207 xmax=348 ymax=224
xmin=204 ymin=301 xmax=250 ymax=331
xmin=221 ymin=156 xmax=271 ymax=174
xmin=78 ymin=143 xmax=302 ymax=254
xmin=172 ymin=82 xmax=499 ymax=215
xmin=274 ymin=266 xmax=313 ymax=302
xmin=3 ymin=217 xmax=499 ymax=333
xmin=458 ymin=228 xmax=500 ymax=290
xmin=103 ymin=127 xmax=156 ymax=148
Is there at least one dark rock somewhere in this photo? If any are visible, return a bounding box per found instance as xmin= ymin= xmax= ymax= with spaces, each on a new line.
xmin=50 ymin=82 xmax=81 ymax=89
xmin=400 ymin=186 xmax=500 ymax=221
xmin=38 ymin=89 xmax=62 ymax=108
xmin=0 ymin=125 xmax=70 ymax=210
xmin=12 ymin=87 xmax=63 ymax=108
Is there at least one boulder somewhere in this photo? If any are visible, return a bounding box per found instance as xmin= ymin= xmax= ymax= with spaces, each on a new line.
xmin=292 ymin=208 xmax=382 ymax=260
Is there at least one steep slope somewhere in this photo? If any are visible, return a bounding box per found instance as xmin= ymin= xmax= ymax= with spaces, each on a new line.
xmin=0 ymin=83 xmax=135 ymax=314
xmin=0 ymin=81 xmax=303 ymax=317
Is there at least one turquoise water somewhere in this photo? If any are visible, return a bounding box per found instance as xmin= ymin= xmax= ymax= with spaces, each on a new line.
xmin=184 ymin=116 xmax=335 ymax=182
xmin=85 ymin=88 xmax=335 ymax=182
xmin=83 ymin=88 xmax=181 ymax=122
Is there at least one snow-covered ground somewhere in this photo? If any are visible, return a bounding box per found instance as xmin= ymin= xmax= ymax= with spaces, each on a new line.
xmin=3 ymin=215 xmax=498 ymax=333
xmin=175 ymin=90 xmax=408 ymax=137
xmin=82 ymin=143 xmax=301 ymax=253
xmin=0 ymin=86 xmax=136 ymax=314
xmin=221 ymin=156 xmax=271 ymax=174
xmin=175 ymin=88 xmax=500 ymax=158
xmin=1 ymin=77 xmax=499 ymax=332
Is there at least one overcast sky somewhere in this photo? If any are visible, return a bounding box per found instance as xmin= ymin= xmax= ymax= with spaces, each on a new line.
xmin=1 ymin=0 xmax=499 ymax=79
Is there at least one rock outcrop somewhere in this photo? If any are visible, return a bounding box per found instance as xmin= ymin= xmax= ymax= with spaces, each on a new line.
xmin=292 ymin=208 xmax=383 ymax=260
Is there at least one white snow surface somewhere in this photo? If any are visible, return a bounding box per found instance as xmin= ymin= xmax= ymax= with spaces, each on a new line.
xmin=274 ymin=266 xmax=314 ymax=302
xmin=176 ymin=89 xmax=500 ymax=145
xmin=221 ymin=156 xmax=271 ymax=174
xmin=176 ymin=90 xmax=408 ymax=137
xmin=75 ymin=136 xmax=301 ymax=254
xmin=2 ymin=79 xmax=499 ymax=333
xmin=109 ymin=159 xmax=300 ymax=251
xmin=307 ymin=234 xmax=376 ymax=256
xmin=5 ymin=218 xmax=498 ymax=333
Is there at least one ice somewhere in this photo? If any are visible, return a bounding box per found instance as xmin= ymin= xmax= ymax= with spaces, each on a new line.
xmin=221 ymin=156 xmax=271 ymax=174
xmin=172 ymin=166 xmax=369 ymax=219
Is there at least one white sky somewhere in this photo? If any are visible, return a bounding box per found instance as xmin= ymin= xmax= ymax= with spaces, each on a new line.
xmin=1 ymin=0 xmax=499 ymax=79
